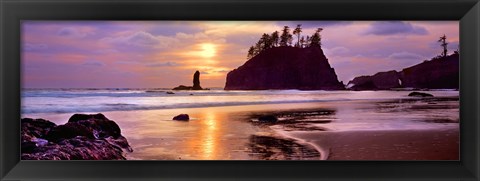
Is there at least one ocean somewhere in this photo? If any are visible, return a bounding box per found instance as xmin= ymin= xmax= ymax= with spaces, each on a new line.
xmin=21 ymin=88 xmax=459 ymax=115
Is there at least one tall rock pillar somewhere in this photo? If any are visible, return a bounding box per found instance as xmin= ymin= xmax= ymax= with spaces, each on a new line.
xmin=192 ymin=70 xmax=202 ymax=90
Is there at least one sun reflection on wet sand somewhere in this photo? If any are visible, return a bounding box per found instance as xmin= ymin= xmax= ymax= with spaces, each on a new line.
xmin=198 ymin=111 xmax=219 ymax=159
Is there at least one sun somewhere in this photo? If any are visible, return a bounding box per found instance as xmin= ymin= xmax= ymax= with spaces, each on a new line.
xmin=199 ymin=43 xmax=216 ymax=58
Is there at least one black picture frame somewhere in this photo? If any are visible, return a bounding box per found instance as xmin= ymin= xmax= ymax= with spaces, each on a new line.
xmin=1 ymin=0 xmax=479 ymax=180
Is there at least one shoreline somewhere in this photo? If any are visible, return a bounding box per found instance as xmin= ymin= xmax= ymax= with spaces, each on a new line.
xmin=261 ymin=96 xmax=459 ymax=160
xmin=273 ymin=128 xmax=459 ymax=160
xmin=22 ymin=96 xmax=459 ymax=160
xmin=22 ymin=90 xmax=460 ymax=115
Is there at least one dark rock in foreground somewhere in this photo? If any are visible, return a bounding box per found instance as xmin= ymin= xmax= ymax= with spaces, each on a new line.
xmin=225 ymin=46 xmax=345 ymax=90
xmin=21 ymin=118 xmax=56 ymax=142
xmin=21 ymin=113 xmax=132 ymax=160
xmin=408 ymin=91 xmax=434 ymax=97
xmin=173 ymin=114 xmax=190 ymax=121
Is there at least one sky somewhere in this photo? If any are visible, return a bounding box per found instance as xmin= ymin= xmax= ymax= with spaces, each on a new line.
xmin=22 ymin=21 xmax=459 ymax=88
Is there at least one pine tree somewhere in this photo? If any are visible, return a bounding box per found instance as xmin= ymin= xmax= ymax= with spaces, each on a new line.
xmin=247 ymin=46 xmax=255 ymax=59
xmin=254 ymin=39 xmax=262 ymax=56
xmin=260 ymin=33 xmax=272 ymax=50
xmin=293 ymin=24 xmax=302 ymax=48
xmin=438 ymin=34 xmax=448 ymax=57
xmin=306 ymin=35 xmax=311 ymax=47
xmin=299 ymin=36 xmax=306 ymax=48
xmin=287 ymin=34 xmax=293 ymax=47
xmin=280 ymin=26 xmax=291 ymax=47
xmin=310 ymin=28 xmax=323 ymax=47
xmin=271 ymin=31 xmax=279 ymax=47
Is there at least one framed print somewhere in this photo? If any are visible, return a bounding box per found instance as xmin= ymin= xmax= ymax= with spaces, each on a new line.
xmin=1 ymin=0 xmax=479 ymax=180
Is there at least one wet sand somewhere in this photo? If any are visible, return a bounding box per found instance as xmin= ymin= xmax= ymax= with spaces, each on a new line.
xmin=28 ymin=102 xmax=327 ymax=160
xmin=268 ymin=97 xmax=460 ymax=160
xmin=279 ymin=129 xmax=459 ymax=160
xmin=24 ymin=96 xmax=459 ymax=160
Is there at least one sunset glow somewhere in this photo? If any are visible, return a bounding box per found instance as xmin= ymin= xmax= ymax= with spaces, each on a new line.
xmin=199 ymin=43 xmax=217 ymax=58
xmin=22 ymin=21 xmax=459 ymax=88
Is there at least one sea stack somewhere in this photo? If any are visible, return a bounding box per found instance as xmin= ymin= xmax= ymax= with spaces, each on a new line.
xmin=192 ymin=70 xmax=202 ymax=90
xmin=347 ymin=70 xmax=402 ymax=90
xmin=224 ymin=46 xmax=345 ymax=90
xmin=347 ymin=53 xmax=459 ymax=90
xmin=172 ymin=70 xmax=204 ymax=90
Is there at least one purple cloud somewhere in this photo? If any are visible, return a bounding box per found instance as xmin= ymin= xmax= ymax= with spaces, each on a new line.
xmin=281 ymin=21 xmax=352 ymax=29
xmin=388 ymin=52 xmax=425 ymax=60
xmin=325 ymin=46 xmax=350 ymax=56
xmin=363 ymin=21 xmax=428 ymax=36
xmin=146 ymin=62 xmax=179 ymax=67
xmin=24 ymin=43 xmax=48 ymax=51
xmin=123 ymin=31 xmax=159 ymax=46
xmin=81 ymin=60 xmax=105 ymax=67
xmin=102 ymin=31 xmax=177 ymax=49
xmin=57 ymin=27 xmax=89 ymax=38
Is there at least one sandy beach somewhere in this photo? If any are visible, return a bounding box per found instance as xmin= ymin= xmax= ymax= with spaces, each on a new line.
xmin=24 ymin=94 xmax=459 ymax=160
xmin=279 ymin=129 xmax=459 ymax=160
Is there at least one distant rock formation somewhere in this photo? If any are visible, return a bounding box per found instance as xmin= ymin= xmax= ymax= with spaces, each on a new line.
xmin=408 ymin=91 xmax=434 ymax=97
xmin=173 ymin=70 xmax=204 ymax=90
xmin=347 ymin=70 xmax=401 ymax=90
xmin=401 ymin=53 xmax=459 ymax=89
xmin=224 ymin=46 xmax=345 ymax=90
xmin=192 ymin=71 xmax=202 ymax=90
xmin=21 ymin=113 xmax=132 ymax=160
xmin=347 ymin=53 xmax=459 ymax=90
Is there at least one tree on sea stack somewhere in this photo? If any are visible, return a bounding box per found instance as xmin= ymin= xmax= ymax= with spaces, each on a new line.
xmin=244 ymin=25 xmax=326 ymax=59
xmin=280 ymin=26 xmax=292 ymax=47
xmin=306 ymin=35 xmax=311 ymax=47
xmin=310 ymin=28 xmax=323 ymax=47
xmin=300 ymin=36 xmax=306 ymax=48
xmin=261 ymin=33 xmax=273 ymax=50
xmin=293 ymin=24 xmax=303 ymax=48
xmin=247 ymin=46 xmax=255 ymax=59
xmin=271 ymin=31 xmax=280 ymax=47
xmin=438 ymin=34 xmax=448 ymax=57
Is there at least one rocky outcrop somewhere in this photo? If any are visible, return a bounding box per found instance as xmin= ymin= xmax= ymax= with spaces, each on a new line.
xmin=408 ymin=92 xmax=434 ymax=97
xmin=347 ymin=53 xmax=459 ymax=90
xmin=401 ymin=53 xmax=459 ymax=89
xmin=347 ymin=70 xmax=401 ymax=91
xmin=224 ymin=46 xmax=345 ymax=90
xmin=21 ymin=113 xmax=132 ymax=160
xmin=173 ymin=71 xmax=204 ymax=90
xmin=192 ymin=71 xmax=202 ymax=90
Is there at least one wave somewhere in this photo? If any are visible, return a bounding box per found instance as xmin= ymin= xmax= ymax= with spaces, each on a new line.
xmin=21 ymin=89 xmax=459 ymax=114
xmin=21 ymin=99 xmax=350 ymax=114
xmin=21 ymin=89 xmax=333 ymax=98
